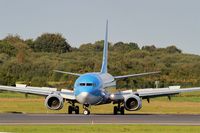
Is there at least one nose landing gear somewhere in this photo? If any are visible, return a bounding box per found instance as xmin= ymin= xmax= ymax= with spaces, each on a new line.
xmin=83 ymin=104 xmax=90 ymax=115
xmin=83 ymin=109 xmax=90 ymax=115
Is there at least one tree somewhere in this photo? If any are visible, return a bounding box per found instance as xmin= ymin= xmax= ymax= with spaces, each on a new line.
xmin=79 ymin=43 xmax=94 ymax=51
xmin=25 ymin=39 xmax=34 ymax=49
xmin=113 ymin=42 xmax=139 ymax=51
xmin=94 ymin=40 xmax=104 ymax=51
xmin=142 ymin=45 xmax=156 ymax=52
xmin=0 ymin=41 xmax=17 ymax=56
xmin=3 ymin=35 xmax=24 ymax=45
xmin=79 ymin=40 xmax=111 ymax=52
xmin=2 ymin=36 xmax=30 ymax=65
xmin=34 ymin=33 xmax=71 ymax=53
xmin=166 ymin=45 xmax=182 ymax=53
xmin=128 ymin=42 xmax=140 ymax=50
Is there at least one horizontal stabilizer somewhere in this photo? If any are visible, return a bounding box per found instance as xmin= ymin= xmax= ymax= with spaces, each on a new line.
xmin=53 ymin=70 xmax=81 ymax=76
xmin=114 ymin=71 xmax=161 ymax=79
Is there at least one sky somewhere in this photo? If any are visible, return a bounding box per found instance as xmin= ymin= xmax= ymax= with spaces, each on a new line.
xmin=0 ymin=0 xmax=200 ymax=54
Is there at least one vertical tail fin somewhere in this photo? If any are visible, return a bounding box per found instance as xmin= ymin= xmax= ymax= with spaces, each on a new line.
xmin=100 ymin=20 xmax=108 ymax=73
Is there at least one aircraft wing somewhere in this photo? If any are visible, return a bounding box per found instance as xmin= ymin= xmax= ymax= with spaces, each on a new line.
xmin=60 ymin=89 xmax=76 ymax=100
xmin=0 ymin=84 xmax=76 ymax=100
xmin=110 ymin=86 xmax=200 ymax=101
xmin=137 ymin=86 xmax=200 ymax=99
xmin=114 ymin=71 xmax=160 ymax=79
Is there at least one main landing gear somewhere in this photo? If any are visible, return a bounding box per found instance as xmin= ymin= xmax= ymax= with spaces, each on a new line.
xmin=113 ymin=103 xmax=124 ymax=115
xmin=83 ymin=104 xmax=90 ymax=115
xmin=68 ymin=102 xmax=79 ymax=114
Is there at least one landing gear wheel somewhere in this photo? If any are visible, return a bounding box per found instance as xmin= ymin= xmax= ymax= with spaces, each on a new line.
xmin=83 ymin=104 xmax=90 ymax=115
xmin=83 ymin=109 xmax=90 ymax=115
xmin=113 ymin=103 xmax=125 ymax=115
xmin=68 ymin=106 xmax=72 ymax=114
xmin=120 ymin=106 xmax=125 ymax=115
xmin=68 ymin=102 xmax=79 ymax=114
xmin=75 ymin=106 xmax=79 ymax=114
xmin=114 ymin=106 xmax=118 ymax=115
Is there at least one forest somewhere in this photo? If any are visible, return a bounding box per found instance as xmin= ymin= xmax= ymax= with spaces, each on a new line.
xmin=0 ymin=33 xmax=200 ymax=90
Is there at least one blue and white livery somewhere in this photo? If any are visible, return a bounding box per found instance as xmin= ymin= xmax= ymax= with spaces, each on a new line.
xmin=1 ymin=21 xmax=200 ymax=115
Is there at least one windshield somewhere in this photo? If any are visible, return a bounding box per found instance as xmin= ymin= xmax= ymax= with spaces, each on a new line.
xmin=79 ymin=83 xmax=95 ymax=86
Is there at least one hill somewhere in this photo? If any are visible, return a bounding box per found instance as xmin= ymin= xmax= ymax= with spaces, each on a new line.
xmin=1 ymin=34 xmax=200 ymax=89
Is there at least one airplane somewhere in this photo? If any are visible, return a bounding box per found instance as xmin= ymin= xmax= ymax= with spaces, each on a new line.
xmin=1 ymin=21 xmax=200 ymax=115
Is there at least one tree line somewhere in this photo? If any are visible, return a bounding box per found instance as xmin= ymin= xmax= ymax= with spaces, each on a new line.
xmin=0 ymin=33 xmax=199 ymax=89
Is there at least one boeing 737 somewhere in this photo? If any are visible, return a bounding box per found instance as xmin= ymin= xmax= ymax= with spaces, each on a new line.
xmin=1 ymin=21 xmax=200 ymax=115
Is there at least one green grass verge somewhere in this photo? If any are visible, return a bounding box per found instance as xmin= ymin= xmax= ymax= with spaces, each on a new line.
xmin=0 ymin=125 xmax=200 ymax=133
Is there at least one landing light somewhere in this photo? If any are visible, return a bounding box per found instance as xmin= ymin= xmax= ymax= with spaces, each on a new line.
xmin=110 ymin=94 xmax=115 ymax=98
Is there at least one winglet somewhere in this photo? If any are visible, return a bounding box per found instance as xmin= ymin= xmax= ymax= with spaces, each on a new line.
xmin=100 ymin=20 xmax=108 ymax=73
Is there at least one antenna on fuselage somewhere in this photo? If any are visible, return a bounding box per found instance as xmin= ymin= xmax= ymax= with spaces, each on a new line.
xmin=100 ymin=20 xmax=108 ymax=74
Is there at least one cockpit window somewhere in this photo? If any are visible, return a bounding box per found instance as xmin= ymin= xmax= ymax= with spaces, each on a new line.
xmin=79 ymin=83 xmax=95 ymax=86
xmin=86 ymin=83 xmax=93 ymax=86
xmin=79 ymin=83 xmax=85 ymax=86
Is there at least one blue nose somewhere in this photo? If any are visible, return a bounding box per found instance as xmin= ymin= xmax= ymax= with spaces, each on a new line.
xmin=74 ymin=73 xmax=102 ymax=96
xmin=82 ymin=86 xmax=94 ymax=93
xmin=74 ymin=85 xmax=96 ymax=96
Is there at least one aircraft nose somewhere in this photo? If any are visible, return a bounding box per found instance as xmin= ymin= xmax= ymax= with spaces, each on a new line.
xmin=81 ymin=92 xmax=90 ymax=98
xmin=76 ymin=92 xmax=90 ymax=104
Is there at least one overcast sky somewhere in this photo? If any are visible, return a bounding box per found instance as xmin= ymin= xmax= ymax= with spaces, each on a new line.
xmin=0 ymin=0 xmax=200 ymax=54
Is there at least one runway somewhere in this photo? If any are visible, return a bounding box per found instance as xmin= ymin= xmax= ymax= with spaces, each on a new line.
xmin=0 ymin=113 xmax=200 ymax=125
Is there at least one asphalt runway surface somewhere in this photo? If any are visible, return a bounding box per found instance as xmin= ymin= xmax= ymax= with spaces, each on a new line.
xmin=0 ymin=113 xmax=200 ymax=125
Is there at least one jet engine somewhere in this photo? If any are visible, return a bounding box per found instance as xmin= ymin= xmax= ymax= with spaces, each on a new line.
xmin=124 ymin=95 xmax=142 ymax=111
xmin=45 ymin=94 xmax=64 ymax=110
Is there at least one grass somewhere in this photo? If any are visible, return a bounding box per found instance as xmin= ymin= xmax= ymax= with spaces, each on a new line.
xmin=0 ymin=125 xmax=200 ymax=133
xmin=0 ymin=92 xmax=200 ymax=133
xmin=0 ymin=91 xmax=200 ymax=114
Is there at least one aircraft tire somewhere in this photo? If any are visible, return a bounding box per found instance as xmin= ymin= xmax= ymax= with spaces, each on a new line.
xmin=83 ymin=109 xmax=90 ymax=115
xmin=75 ymin=106 xmax=79 ymax=114
xmin=68 ymin=106 xmax=72 ymax=114
xmin=114 ymin=106 xmax=118 ymax=115
xmin=120 ymin=106 xmax=125 ymax=115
